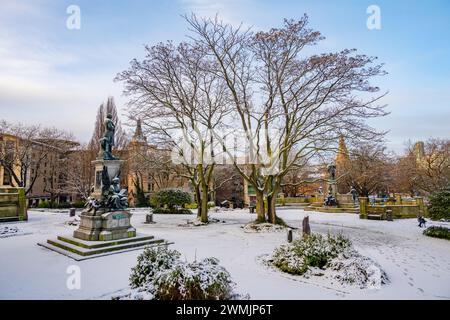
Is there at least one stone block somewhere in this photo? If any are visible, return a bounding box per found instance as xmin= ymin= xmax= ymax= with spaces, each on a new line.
xmin=73 ymin=210 xmax=136 ymax=241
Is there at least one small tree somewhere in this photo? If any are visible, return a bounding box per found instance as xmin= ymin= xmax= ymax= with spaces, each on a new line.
xmin=428 ymin=184 xmax=450 ymax=221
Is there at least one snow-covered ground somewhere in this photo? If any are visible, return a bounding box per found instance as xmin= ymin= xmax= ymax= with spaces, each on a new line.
xmin=0 ymin=208 xmax=449 ymax=300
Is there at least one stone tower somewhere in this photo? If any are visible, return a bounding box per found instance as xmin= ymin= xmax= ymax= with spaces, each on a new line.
xmin=335 ymin=136 xmax=350 ymax=194
xmin=128 ymin=119 xmax=149 ymax=207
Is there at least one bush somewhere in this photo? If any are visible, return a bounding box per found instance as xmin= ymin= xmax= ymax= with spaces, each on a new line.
xmin=153 ymin=257 xmax=234 ymax=300
xmin=152 ymin=189 xmax=192 ymax=210
xmin=37 ymin=200 xmax=56 ymax=208
xmin=130 ymin=246 xmax=181 ymax=289
xmin=57 ymin=202 xmax=72 ymax=209
xmin=37 ymin=200 xmax=81 ymax=209
xmin=207 ymin=201 xmax=216 ymax=209
xmin=130 ymin=246 xmax=236 ymax=300
xmin=185 ymin=203 xmax=198 ymax=210
xmin=152 ymin=208 xmax=193 ymax=215
xmin=423 ymin=226 xmax=450 ymax=240
xmin=272 ymin=233 xmax=351 ymax=275
xmin=71 ymin=201 xmax=86 ymax=208
xmin=428 ymin=184 xmax=450 ymax=221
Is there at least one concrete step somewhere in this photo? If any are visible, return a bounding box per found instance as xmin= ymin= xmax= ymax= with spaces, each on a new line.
xmin=304 ymin=206 xmax=359 ymax=214
xmin=57 ymin=234 xmax=156 ymax=249
xmin=38 ymin=234 xmax=169 ymax=261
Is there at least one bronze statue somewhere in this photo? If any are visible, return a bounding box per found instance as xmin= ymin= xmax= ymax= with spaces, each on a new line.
xmin=327 ymin=163 xmax=336 ymax=180
xmin=350 ymin=186 xmax=358 ymax=204
xmin=100 ymin=114 xmax=118 ymax=160
xmin=107 ymin=177 xmax=128 ymax=210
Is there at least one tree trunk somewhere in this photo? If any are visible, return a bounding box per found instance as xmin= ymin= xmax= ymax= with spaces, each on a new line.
xmin=267 ymin=178 xmax=279 ymax=224
xmin=255 ymin=190 xmax=266 ymax=223
xmin=200 ymin=183 xmax=209 ymax=223
xmin=195 ymin=184 xmax=202 ymax=218
xmin=267 ymin=194 xmax=277 ymax=224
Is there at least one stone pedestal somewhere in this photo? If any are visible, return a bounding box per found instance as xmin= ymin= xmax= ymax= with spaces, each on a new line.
xmin=74 ymin=210 xmax=136 ymax=241
xmin=327 ymin=180 xmax=337 ymax=198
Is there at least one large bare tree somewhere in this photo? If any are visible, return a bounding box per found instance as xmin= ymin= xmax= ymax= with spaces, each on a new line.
xmin=116 ymin=41 xmax=230 ymax=222
xmin=184 ymin=14 xmax=388 ymax=223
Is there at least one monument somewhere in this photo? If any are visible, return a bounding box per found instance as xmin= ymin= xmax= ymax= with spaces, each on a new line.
xmin=39 ymin=114 xmax=168 ymax=260
xmin=73 ymin=114 xmax=135 ymax=241
xmin=324 ymin=163 xmax=338 ymax=206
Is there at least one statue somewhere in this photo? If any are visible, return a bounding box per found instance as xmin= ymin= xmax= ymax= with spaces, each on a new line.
xmin=85 ymin=197 xmax=101 ymax=215
xmin=100 ymin=166 xmax=128 ymax=211
xmin=349 ymin=186 xmax=358 ymax=204
xmin=327 ymin=163 xmax=336 ymax=181
xmin=324 ymin=192 xmax=337 ymax=206
xmin=100 ymin=113 xmax=118 ymax=160
xmin=84 ymin=115 xmax=128 ymax=214
xmin=107 ymin=177 xmax=128 ymax=210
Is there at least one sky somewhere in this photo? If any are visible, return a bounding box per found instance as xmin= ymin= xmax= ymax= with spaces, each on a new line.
xmin=0 ymin=0 xmax=449 ymax=152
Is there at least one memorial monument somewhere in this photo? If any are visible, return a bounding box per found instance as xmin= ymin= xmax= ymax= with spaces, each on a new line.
xmin=39 ymin=114 xmax=168 ymax=260
xmin=73 ymin=113 xmax=135 ymax=241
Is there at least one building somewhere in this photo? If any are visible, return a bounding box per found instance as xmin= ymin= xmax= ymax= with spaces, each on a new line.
xmin=0 ymin=132 xmax=80 ymax=207
xmin=125 ymin=120 xmax=190 ymax=207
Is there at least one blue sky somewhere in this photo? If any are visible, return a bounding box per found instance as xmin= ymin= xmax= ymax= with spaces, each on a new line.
xmin=0 ymin=0 xmax=449 ymax=152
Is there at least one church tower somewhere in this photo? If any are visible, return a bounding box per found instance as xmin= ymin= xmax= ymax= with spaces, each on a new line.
xmin=335 ymin=136 xmax=350 ymax=194
xmin=127 ymin=119 xmax=149 ymax=207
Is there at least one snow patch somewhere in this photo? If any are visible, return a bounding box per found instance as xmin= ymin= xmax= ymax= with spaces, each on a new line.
xmin=0 ymin=226 xmax=31 ymax=238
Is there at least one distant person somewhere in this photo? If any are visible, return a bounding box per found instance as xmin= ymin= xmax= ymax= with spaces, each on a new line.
xmin=418 ymin=216 xmax=426 ymax=228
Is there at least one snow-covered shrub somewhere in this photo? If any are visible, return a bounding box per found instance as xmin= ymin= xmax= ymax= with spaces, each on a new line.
xmin=272 ymin=233 xmax=351 ymax=275
xmin=327 ymin=251 xmax=389 ymax=289
xmin=423 ymin=226 xmax=450 ymax=240
xmin=243 ymin=222 xmax=286 ymax=233
xmin=129 ymin=246 xmax=237 ymax=300
xmin=271 ymin=233 xmax=388 ymax=289
xmin=153 ymin=257 xmax=235 ymax=300
xmin=129 ymin=246 xmax=180 ymax=289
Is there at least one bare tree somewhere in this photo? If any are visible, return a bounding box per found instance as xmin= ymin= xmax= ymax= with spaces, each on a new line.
xmin=116 ymin=40 xmax=231 ymax=222
xmin=0 ymin=120 xmax=76 ymax=196
xmin=185 ymin=14 xmax=388 ymax=223
xmin=63 ymin=144 xmax=93 ymax=201
xmin=393 ymin=139 xmax=450 ymax=195
xmin=341 ymin=141 xmax=392 ymax=197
